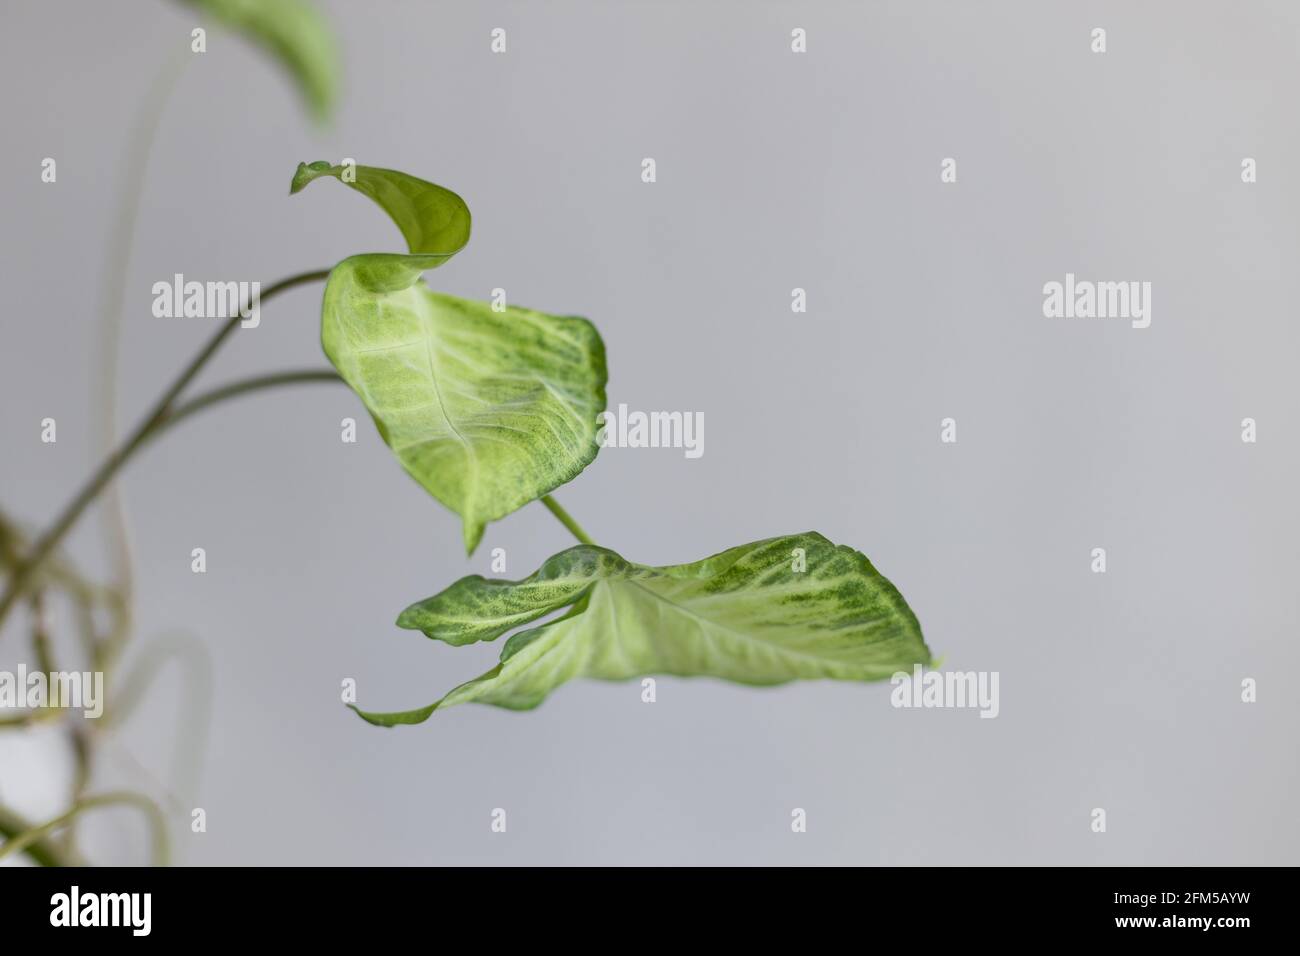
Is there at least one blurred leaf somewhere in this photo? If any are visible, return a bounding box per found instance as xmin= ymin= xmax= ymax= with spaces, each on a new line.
xmin=183 ymin=0 xmax=339 ymax=121
xmin=355 ymin=533 xmax=931 ymax=724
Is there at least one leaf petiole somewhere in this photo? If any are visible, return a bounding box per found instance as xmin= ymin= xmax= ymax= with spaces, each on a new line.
xmin=541 ymin=495 xmax=595 ymax=547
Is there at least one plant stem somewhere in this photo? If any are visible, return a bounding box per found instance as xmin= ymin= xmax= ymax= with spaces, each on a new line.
xmin=0 ymin=805 xmax=77 ymax=867
xmin=0 ymin=269 xmax=329 ymax=630
xmin=30 ymin=590 xmax=55 ymax=676
xmin=158 ymin=369 xmax=341 ymax=432
xmin=94 ymin=48 xmax=190 ymax=683
xmin=0 ymin=791 xmax=168 ymax=866
xmin=541 ymin=495 xmax=595 ymax=546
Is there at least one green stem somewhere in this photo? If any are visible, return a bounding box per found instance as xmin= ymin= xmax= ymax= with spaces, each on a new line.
xmin=30 ymin=590 xmax=55 ymax=676
xmin=158 ymin=369 xmax=341 ymax=432
xmin=0 ymin=791 xmax=168 ymax=866
xmin=0 ymin=805 xmax=77 ymax=867
xmin=541 ymin=495 xmax=595 ymax=546
xmin=0 ymin=269 xmax=329 ymax=630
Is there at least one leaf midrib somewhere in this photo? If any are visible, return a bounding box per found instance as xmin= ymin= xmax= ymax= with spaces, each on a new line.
xmin=420 ymin=309 xmax=478 ymax=508
xmin=621 ymin=579 xmax=874 ymax=668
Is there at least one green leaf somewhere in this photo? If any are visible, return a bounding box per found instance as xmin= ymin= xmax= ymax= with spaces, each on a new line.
xmin=290 ymin=162 xmax=471 ymax=261
xmin=294 ymin=161 xmax=602 ymax=552
xmin=354 ymin=533 xmax=932 ymax=725
xmin=183 ymin=0 xmax=340 ymax=122
xmin=320 ymin=254 xmax=607 ymax=553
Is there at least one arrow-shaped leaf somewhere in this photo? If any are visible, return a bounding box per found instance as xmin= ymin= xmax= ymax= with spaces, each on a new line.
xmin=293 ymin=162 xmax=605 ymax=553
xmin=355 ymin=532 xmax=932 ymax=725
xmin=321 ymin=255 xmax=607 ymax=553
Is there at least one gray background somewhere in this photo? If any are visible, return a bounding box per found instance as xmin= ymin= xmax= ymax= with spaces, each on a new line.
xmin=1 ymin=0 xmax=1298 ymax=865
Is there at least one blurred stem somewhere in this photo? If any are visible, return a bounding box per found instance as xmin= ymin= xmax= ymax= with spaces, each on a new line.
xmin=63 ymin=726 xmax=94 ymax=855
xmin=30 ymin=590 xmax=55 ymax=676
xmin=0 ymin=269 xmax=330 ymax=631
xmin=105 ymin=630 xmax=214 ymax=812
xmin=0 ymin=791 xmax=168 ymax=866
xmin=0 ymin=512 xmax=123 ymax=633
xmin=0 ymin=708 xmax=63 ymax=729
xmin=0 ymin=805 xmax=77 ymax=867
xmin=94 ymin=49 xmax=189 ymax=684
xmin=541 ymin=495 xmax=594 ymax=546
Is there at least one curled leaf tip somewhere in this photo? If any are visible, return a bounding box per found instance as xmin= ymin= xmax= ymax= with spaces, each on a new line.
xmin=289 ymin=159 xmax=334 ymax=194
xmin=288 ymin=161 xmax=471 ymax=257
xmin=348 ymin=702 xmax=439 ymax=728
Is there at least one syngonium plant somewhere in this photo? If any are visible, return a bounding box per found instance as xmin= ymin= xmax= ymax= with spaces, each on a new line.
xmin=288 ymin=161 xmax=936 ymax=725
xmin=0 ymin=161 xmax=936 ymax=732
xmin=0 ymin=0 xmax=938 ymax=876
xmin=0 ymin=6 xmax=934 ymax=752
